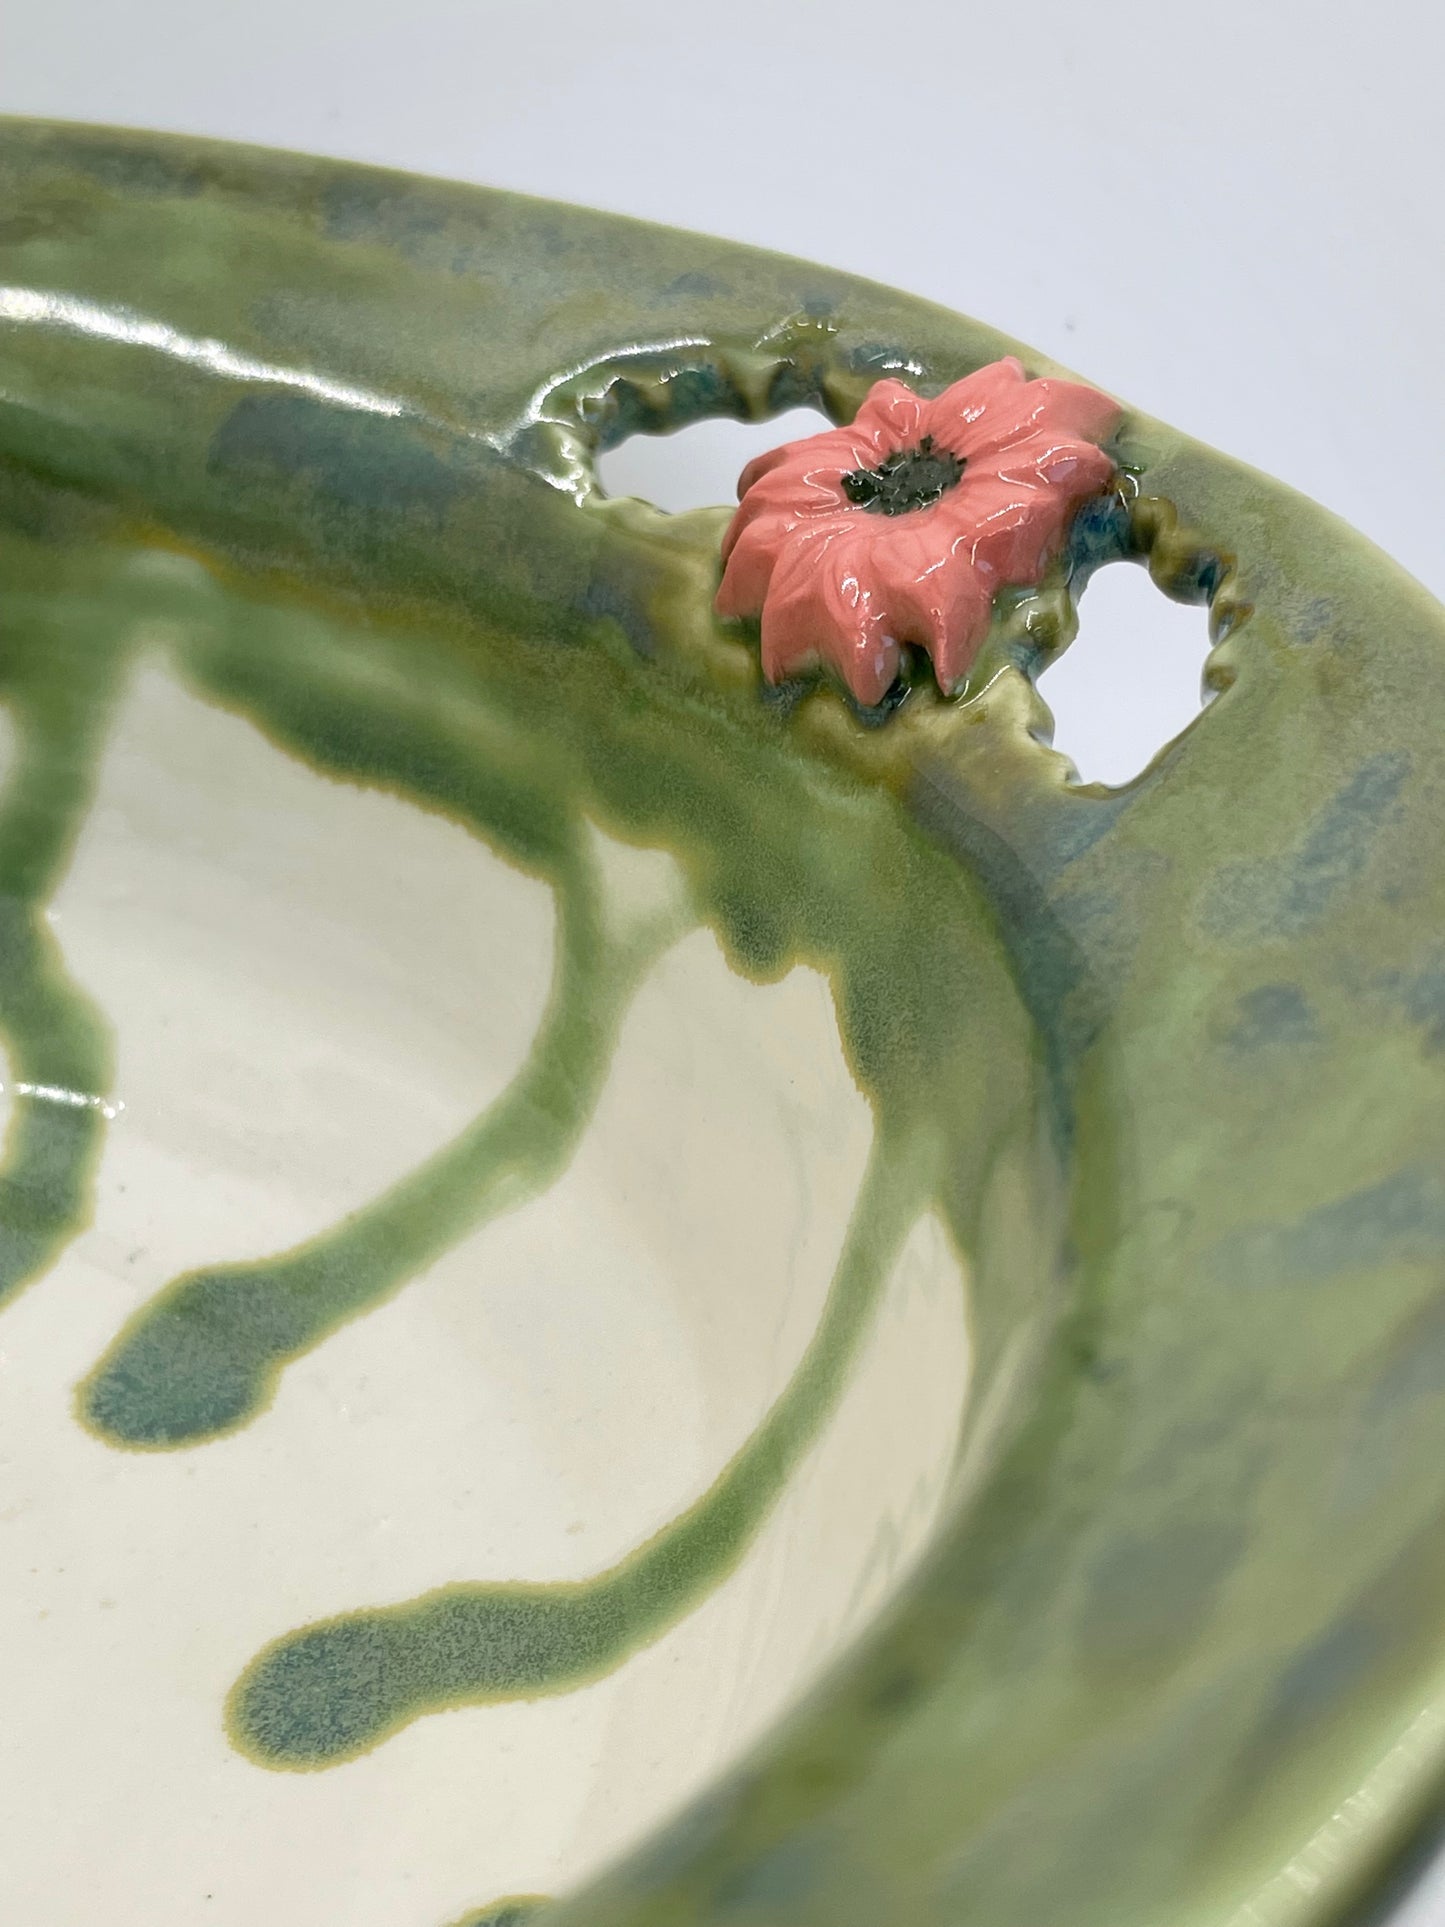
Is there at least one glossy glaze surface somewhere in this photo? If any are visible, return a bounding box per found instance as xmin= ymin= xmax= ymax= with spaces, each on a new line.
xmin=715 ymin=357 xmax=1119 ymax=701
xmin=2 ymin=118 xmax=1445 ymax=1927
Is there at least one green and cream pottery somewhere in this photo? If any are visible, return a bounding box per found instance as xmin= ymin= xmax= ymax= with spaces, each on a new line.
xmin=2 ymin=119 xmax=1445 ymax=1927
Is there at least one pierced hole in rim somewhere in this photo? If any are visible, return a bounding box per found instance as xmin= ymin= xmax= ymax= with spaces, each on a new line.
xmin=1038 ymin=561 xmax=1215 ymax=787
xmin=596 ymin=407 xmax=832 ymax=515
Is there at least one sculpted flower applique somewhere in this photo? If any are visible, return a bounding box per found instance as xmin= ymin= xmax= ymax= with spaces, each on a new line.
xmin=715 ymin=356 xmax=1121 ymax=705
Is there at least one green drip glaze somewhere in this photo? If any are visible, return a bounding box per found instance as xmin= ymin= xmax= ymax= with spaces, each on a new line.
xmin=449 ymin=1899 xmax=550 ymax=1927
xmin=0 ymin=515 xmax=1046 ymax=1781
xmin=79 ymin=851 xmax=684 ymax=1447
xmin=0 ymin=544 xmax=131 ymax=1305
xmin=226 ymin=1142 xmax=921 ymax=1766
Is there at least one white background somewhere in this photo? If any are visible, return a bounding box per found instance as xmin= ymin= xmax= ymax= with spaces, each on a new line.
xmin=3 ymin=0 xmax=1445 ymax=1906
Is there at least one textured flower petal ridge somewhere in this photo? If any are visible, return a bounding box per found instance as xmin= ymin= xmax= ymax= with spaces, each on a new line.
xmin=715 ymin=358 xmax=1121 ymax=704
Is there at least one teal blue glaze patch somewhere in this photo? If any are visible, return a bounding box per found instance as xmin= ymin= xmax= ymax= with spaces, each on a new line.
xmin=662 ymin=270 xmax=729 ymax=302
xmin=1220 ymin=984 xmax=1319 ymax=1053
xmin=1203 ymin=752 xmax=1412 ymax=944
xmin=1213 ymin=1167 xmax=1445 ymax=1289
xmin=712 ymin=1839 xmax=824 ymax=1914
xmin=1393 ymin=961 xmax=1445 ymax=1053
xmin=320 ymin=176 xmax=454 ymax=247
xmin=1364 ymin=1290 xmax=1445 ymax=1414
xmin=207 ymin=394 xmax=469 ymax=525
xmin=906 ymin=775 xmax=1104 ymax=1101
xmin=1080 ymin=1519 xmax=1246 ymax=1667
xmin=1218 ymin=1617 xmax=1383 ymax=1813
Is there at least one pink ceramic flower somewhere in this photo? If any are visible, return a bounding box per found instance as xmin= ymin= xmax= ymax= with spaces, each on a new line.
xmin=715 ymin=357 xmax=1121 ymax=705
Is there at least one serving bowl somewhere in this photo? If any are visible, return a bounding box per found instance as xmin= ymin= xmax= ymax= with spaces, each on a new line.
xmin=2 ymin=119 xmax=1445 ymax=1927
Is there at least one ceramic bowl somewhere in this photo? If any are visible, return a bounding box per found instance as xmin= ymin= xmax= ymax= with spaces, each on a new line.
xmin=3 ymin=119 xmax=1445 ymax=1927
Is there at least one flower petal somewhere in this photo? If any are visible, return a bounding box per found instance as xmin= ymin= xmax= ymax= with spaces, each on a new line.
xmin=920 ymin=357 xmax=1120 ymax=463
xmin=862 ymin=517 xmax=995 ymax=693
xmin=733 ymin=420 xmax=867 ymax=502
xmin=991 ymin=428 xmax=1118 ymax=496
xmin=947 ymin=474 xmax=1060 ymax=586
xmin=914 ymin=357 xmax=1029 ymax=459
xmin=719 ymin=427 xmax=876 ymax=565
xmin=715 ymin=511 xmax=783 ymax=618
xmin=758 ymin=522 xmax=901 ymax=705
xmin=849 ymin=378 xmax=930 ymax=452
xmin=716 ymin=505 xmax=852 ymax=618
xmin=1015 ymin=376 xmax=1121 ymax=451
xmin=951 ymin=436 xmax=1117 ymax=584
xmin=733 ymin=441 xmax=795 ymax=498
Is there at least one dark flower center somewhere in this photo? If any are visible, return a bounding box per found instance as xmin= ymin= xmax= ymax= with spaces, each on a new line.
xmin=840 ymin=434 xmax=966 ymax=516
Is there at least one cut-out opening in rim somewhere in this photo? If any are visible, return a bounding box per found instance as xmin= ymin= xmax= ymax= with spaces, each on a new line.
xmin=1038 ymin=560 xmax=1216 ymax=787
xmin=596 ymin=407 xmax=833 ymax=515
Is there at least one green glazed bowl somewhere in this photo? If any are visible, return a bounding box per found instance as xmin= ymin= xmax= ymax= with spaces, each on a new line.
xmin=2 ymin=118 xmax=1445 ymax=1927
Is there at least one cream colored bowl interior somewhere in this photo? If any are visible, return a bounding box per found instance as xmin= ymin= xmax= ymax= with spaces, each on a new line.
xmin=1 ymin=658 xmax=973 ymax=1926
